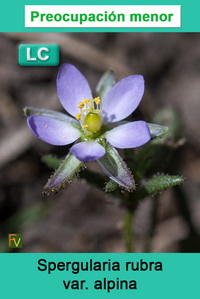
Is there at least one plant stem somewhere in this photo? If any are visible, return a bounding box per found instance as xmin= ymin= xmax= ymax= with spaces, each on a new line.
xmin=144 ymin=196 xmax=158 ymax=253
xmin=123 ymin=208 xmax=134 ymax=253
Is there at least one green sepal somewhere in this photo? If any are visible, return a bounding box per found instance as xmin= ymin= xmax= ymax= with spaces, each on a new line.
xmin=96 ymin=69 xmax=116 ymax=99
xmin=152 ymin=108 xmax=182 ymax=142
xmin=135 ymin=174 xmax=185 ymax=199
xmin=97 ymin=144 xmax=135 ymax=190
xmin=43 ymin=152 xmax=83 ymax=195
xmin=131 ymin=109 xmax=183 ymax=181
xmin=42 ymin=154 xmax=106 ymax=189
xmin=148 ymin=123 xmax=168 ymax=139
xmin=23 ymin=106 xmax=79 ymax=126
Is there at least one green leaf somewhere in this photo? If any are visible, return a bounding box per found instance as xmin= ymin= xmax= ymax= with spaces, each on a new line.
xmin=135 ymin=174 xmax=185 ymax=199
xmin=96 ymin=69 xmax=116 ymax=99
xmin=43 ymin=153 xmax=83 ymax=195
xmin=148 ymin=123 xmax=168 ymax=138
xmin=105 ymin=180 xmax=118 ymax=192
xmin=97 ymin=144 xmax=135 ymax=190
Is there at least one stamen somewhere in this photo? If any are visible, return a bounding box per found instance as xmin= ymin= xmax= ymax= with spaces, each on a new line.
xmin=75 ymin=113 xmax=82 ymax=120
xmin=78 ymin=102 xmax=84 ymax=109
xmin=94 ymin=97 xmax=101 ymax=105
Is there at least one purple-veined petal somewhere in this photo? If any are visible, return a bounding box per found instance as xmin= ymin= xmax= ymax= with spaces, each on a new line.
xmin=27 ymin=115 xmax=81 ymax=146
xmin=43 ymin=152 xmax=83 ymax=195
xmin=102 ymin=75 xmax=144 ymax=123
xmin=105 ymin=121 xmax=151 ymax=149
xmin=97 ymin=144 xmax=135 ymax=189
xmin=24 ymin=106 xmax=79 ymax=126
xmin=57 ymin=63 xmax=92 ymax=117
xmin=70 ymin=141 xmax=106 ymax=162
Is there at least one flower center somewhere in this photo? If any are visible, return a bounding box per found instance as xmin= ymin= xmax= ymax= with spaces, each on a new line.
xmin=84 ymin=112 xmax=102 ymax=133
xmin=75 ymin=97 xmax=102 ymax=134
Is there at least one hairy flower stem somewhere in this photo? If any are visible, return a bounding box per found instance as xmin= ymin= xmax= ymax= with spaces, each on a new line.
xmin=123 ymin=208 xmax=134 ymax=253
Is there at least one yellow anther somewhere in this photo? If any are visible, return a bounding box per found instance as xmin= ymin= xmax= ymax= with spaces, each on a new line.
xmin=78 ymin=102 xmax=84 ymax=109
xmin=75 ymin=113 xmax=82 ymax=120
xmin=94 ymin=97 xmax=101 ymax=105
xmin=83 ymin=99 xmax=89 ymax=103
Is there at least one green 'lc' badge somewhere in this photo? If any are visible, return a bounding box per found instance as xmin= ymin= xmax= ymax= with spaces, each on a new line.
xmin=18 ymin=44 xmax=60 ymax=66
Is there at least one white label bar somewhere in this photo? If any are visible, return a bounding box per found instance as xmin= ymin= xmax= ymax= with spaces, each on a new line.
xmin=25 ymin=5 xmax=181 ymax=28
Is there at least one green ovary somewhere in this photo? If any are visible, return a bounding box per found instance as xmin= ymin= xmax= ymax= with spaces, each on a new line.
xmin=84 ymin=112 xmax=102 ymax=133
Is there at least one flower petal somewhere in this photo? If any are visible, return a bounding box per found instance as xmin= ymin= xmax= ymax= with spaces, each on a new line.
xmin=102 ymin=75 xmax=144 ymax=123
xmin=43 ymin=152 xmax=83 ymax=195
xmin=97 ymin=144 xmax=135 ymax=189
xmin=24 ymin=106 xmax=79 ymax=125
xmin=70 ymin=141 xmax=106 ymax=162
xmin=27 ymin=115 xmax=81 ymax=146
xmin=57 ymin=63 xmax=92 ymax=117
xmin=105 ymin=121 xmax=151 ymax=148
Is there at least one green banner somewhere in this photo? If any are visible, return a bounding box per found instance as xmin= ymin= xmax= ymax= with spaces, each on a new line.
xmin=0 ymin=1 xmax=199 ymax=32
xmin=1 ymin=253 xmax=199 ymax=298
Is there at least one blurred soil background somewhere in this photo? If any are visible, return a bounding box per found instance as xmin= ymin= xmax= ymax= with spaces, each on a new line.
xmin=0 ymin=32 xmax=200 ymax=252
